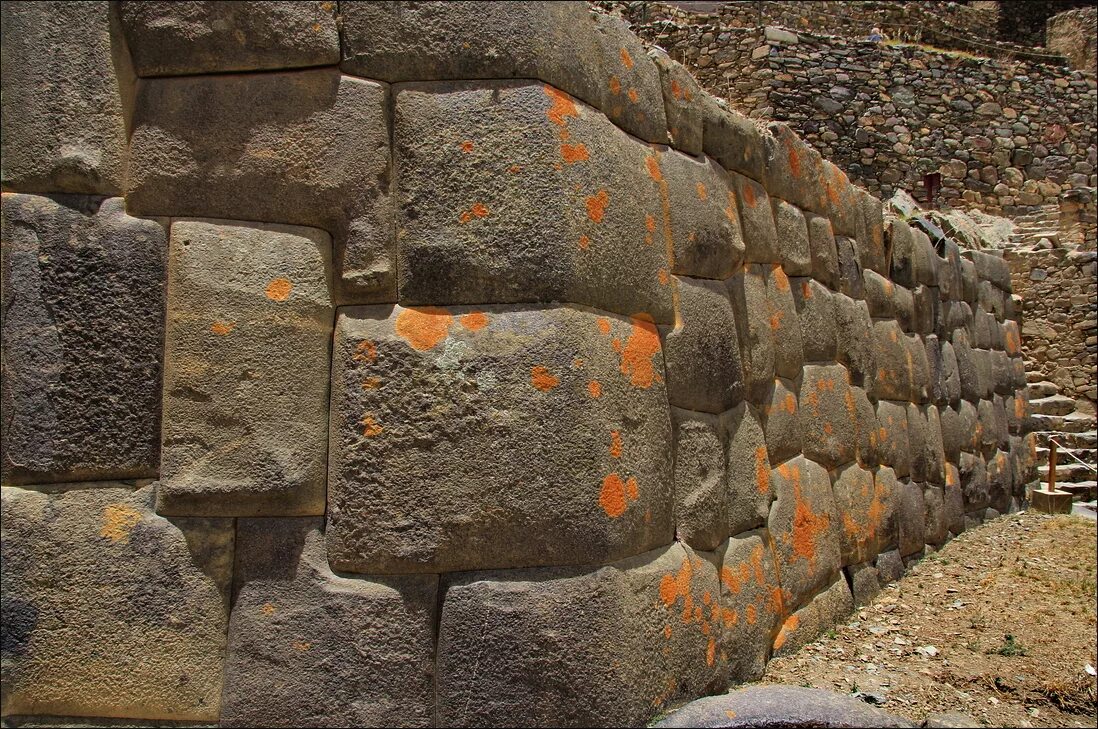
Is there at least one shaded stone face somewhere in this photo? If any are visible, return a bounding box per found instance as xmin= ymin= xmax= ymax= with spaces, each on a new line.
xmin=721 ymin=403 xmax=774 ymax=538
xmin=798 ymin=364 xmax=857 ymax=470
xmin=1 ymin=194 xmax=165 ymax=485
xmin=672 ymin=408 xmax=728 ymax=551
xmin=831 ymin=464 xmax=895 ymax=567
xmin=0 ymin=484 xmax=232 ymax=720
xmin=717 ymin=530 xmax=784 ymax=682
xmin=436 ymin=543 xmax=725 ymax=728
xmin=327 ymin=304 xmax=673 ymax=574
xmin=157 ymin=220 xmax=334 ymax=517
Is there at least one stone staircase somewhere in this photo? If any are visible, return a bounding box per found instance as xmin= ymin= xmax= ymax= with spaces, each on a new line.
xmin=1009 ymin=203 xmax=1062 ymax=248
xmin=1028 ymin=378 xmax=1098 ymax=502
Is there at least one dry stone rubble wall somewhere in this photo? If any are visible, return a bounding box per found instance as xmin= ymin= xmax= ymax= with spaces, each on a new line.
xmin=0 ymin=2 xmax=1037 ymax=726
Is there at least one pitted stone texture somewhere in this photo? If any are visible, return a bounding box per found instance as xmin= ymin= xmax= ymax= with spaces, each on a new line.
xmin=767 ymin=456 xmax=841 ymax=613
xmin=673 ymin=409 xmax=728 ymax=551
xmin=875 ymin=549 xmax=904 ymax=584
xmin=773 ymin=577 xmax=854 ymax=657
xmin=727 ymin=266 xmax=774 ymax=402
xmin=0 ymin=2 xmax=127 ymax=195
xmin=663 ymin=154 xmax=744 ymax=280
xmin=340 ymin=1 xmax=667 ymax=143
xmin=831 ymin=464 xmax=895 ymax=567
xmin=732 ymin=173 xmax=779 ymax=264
xmin=986 ymin=449 xmax=1012 ymax=514
xmin=896 ymin=480 xmax=927 ymax=557
xmin=328 ymin=304 xmax=672 ymax=574
xmin=0 ymin=484 xmax=231 ymax=721
xmin=792 ymin=278 xmax=837 ymax=363
xmin=846 ymin=562 xmax=882 ymax=606
xmin=870 ymin=321 xmax=922 ymax=402
xmin=771 ymin=200 xmax=811 ymax=277
xmin=437 ymin=543 xmax=725 ymax=728
xmin=944 ymin=464 xmax=965 ymax=535
xmin=835 ymin=236 xmax=865 ymax=300
xmin=157 ymin=220 xmax=332 ymax=517
xmin=394 ymin=81 xmax=673 ymax=323
xmin=701 ymin=101 xmax=767 ymax=182
xmin=799 ymin=364 xmax=857 ymax=470
xmin=807 ymin=214 xmax=839 ymax=289
xmin=835 ymin=294 xmax=875 ymax=387
xmin=120 ymin=1 xmax=339 ymax=76
xmin=960 ymin=452 xmax=989 ymax=512
xmin=851 ymin=386 xmax=881 ymax=468
xmin=857 ymin=192 xmax=889 ymax=276
xmin=940 ymin=404 xmax=964 ymax=464
xmin=765 ymin=265 xmax=804 ymax=380
xmin=913 ymin=285 xmax=938 ymax=336
xmin=221 ymin=518 xmax=437 ymax=728
xmin=721 ymin=403 xmax=774 ymax=537
xmin=764 ymin=123 xmax=827 ymax=217
xmin=761 ymin=379 xmax=802 ymax=467
xmin=957 ymin=399 xmax=981 ymax=455
xmin=875 ymin=401 xmax=912 ymax=479
xmin=1 ymin=194 xmax=165 ymax=485
xmin=717 ymin=530 xmax=784 ymax=682
xmin=650 ymin=48 xmax=703 ymax=156
xmin=941 ymin=341 xmax=962 ymax=405
xmin=663 ymin=277 xmax=744 ymax=413
xmin=127 ymin=69 xmax=393 ymax=303
xmin=924 ymin=485 xmax=948 ymax=546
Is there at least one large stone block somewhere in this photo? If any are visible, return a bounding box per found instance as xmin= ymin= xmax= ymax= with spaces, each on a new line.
xmin=799 ymin=364 xmax=857 ymax=470
xmin=340 ymin=2 xmax=667 ymax=143
xmin=834 ymin=294 xmax=875 ymax=386
xmin=791 ymin=277 xmax=837 ymax=363
xmin=761 ymin=378 xmax=802 ymax=466
xmin=912 ymin=284 xmax=938 ymax=336
xmin=959 ymin=452 xmax=989 ymax=511
xmin=157 ymin=220 xmax=332 ymax=517
xmin=772 ymin=577 xmax=853 ymax=657
xmin=831 ymin=464 xmax=894 ymax=567
xmin=939 ymin=404 xmax=963 ymax=464
xmin=767 ymin=456 xmax=841 ymax=613
xmin=835 ymin=236 xmax=865 ymax=300
xmin=437 ymin=543 xmax=725 ymax=727
xmin=649 ymin=48 xmax=703 ymax=156
xmin=944 ymin=463 xmax=965 ymax=534
xmin=922 ymin=405 xmax=947 ymax=485
xmin=727 ymin=265 xmax=774 ymax=402
xmin=120 ymin=1 xmax=339 ymax=76
xmin=701 ymin=101 xmax=767 ymax=182
xmin=806 ymin=213 xmax=839 ymax=289
xmin=765 ymin=265 xmax=804 ymax=380
xmin=845 ymin=562 xmax=882 ymax=606
xmin=925 ymin=334 xmax=944 ymax=404
xmin=663 ymin=277 xmax=744 ymax=413
xmin=673 ymin=409 xmax=728 ymax=551
xmin=328 ymin=304 xmax=673 ymax=574
xmin=875 ymin=400 xmax=912 ymax=479
xmin=127 ymin=69 xmax=393 ymax=303
xmin=924 ymin=485 xmax=948 ymax=546
xmin=856 ymin=191 xmax=888 ymax=276
xmin=941 ymin=340 xmax=962 ymax=405
xmin=393 ymin=81 xmax=673 ymax=323
xmin=763 ymin=123 xmax=827 ymax=217
xmin=663 ymin=154 xmax=744 ymax=280
xmin=986 ymin=448 xmax=1012 ymax=514
xmin=221 ymin=518 xmax=437 ymax=728
xmin=0 ymin=1 xmax=127 ymax=195
xmin=850 ymin=386 xmax=881 ymax=468
xmin=957 ymin=399 xmax=981 ymax=454
xmin=0 ymin=484 xmax=231 ymax=720
xmin=1 ymin=194 xmax=165 ymax=485
xmin=771 ymin=200 xmax=812 ymax=276
xmin=717 ymin=530 xmax=784 ymax=682
xmin=869 ymin=321 xmax=912 ymax=402
xmin=732 ymin=172 xmax=780 ymax=264
xmin=721 ymin=403 xmax=774 ymax=537
xmin=906 ymin=403 xmax=929 ymax=482
xmin=896 ymin=480 xmax=926 ymax=557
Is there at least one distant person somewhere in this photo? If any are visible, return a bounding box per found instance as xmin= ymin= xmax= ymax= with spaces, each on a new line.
xmin=868 ymin=27 xmax=883 ymax=42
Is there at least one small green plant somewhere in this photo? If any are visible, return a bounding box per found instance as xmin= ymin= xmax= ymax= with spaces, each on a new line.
xmin=851 ymin=679 xmax=859 ymax=693
xmin=825 ymin=628 xmax=838 ymax=640
xmin=994 ymin=634 xmax=1028 ymax=657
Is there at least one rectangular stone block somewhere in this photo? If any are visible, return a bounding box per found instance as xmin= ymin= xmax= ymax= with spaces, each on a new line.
xmin=792 ymin=277 xmax=838 ymax=363
xmin=437 ymin=543 xmax=725 ymax=727
xmin=0 ymin=1 xmax=127 ymax=195
xmin=717 ymin=529 xmax=784 ymax=682
xmin=944 ymin=463 xmax=965 ymax=534
xmin=761 ymin=378 xmax=802 ymax=466
xmin=701 ymin=100 xmax=767 ymax=182
xmin=766 ymin=265 xmax=804 ymax=380
xmin=649 ymin=48 xmax=703 ymax=156
xmin=831 ymin=464 xmax=894 ymax=567
xmin=394 ymin=81 xmax=673 ymax=323
xmin=959 ymin=452 xmax=989 ymax=511
xmin=835 ymin=236 xmax=865 ymax=299
xmin=819 ymin=161 xmax=861 ymax=239
xmin=875 ymin=400 xmax=912 ymax=479
xmin=855 ymin=190 xmax=889 ymax=276
xmin=799 ymin=364 xmax=857 ymax=470
xmin=924 ymin=485 xmax=948 ymax=546
xmin=328 ymin=304 xmax=673 ymax=574
xmin=127 ymin=69 xmax=393 ymax=303
xmin=221 ymin=518 xmax=437 ymax=728
xmin=771 ymin=199 xmax=812 ymax=277
xmin=0 ymin=484 xmax=231 ymax=720
xmin=773 ymin=577 xmax=853 ymax=657
xmin=807 ymin=213 xmax=839 ymax=290
xmin=896 ymin=480 xmax=926 ymax=557
xmin=157 ymin=220 xmax=332 ymax=517
xmin=664 ymin=277 xmax=745 ymax=414
xmin=664 ymin=153 xmax=744 ymax=280
xmin=834 ymin=294 xmax=875 ymax=387
xmin=340 ymin=1 xmax=667 ymax=143
xmin=120 ymin=1 xmax=340 ymax=76
xmin=727 ymin=265 xmax=774 ymax=402
xmin=721 ymin=403 xmax=774 ymax=537
xmin=763 ymin=123 xmax=827 ymax=217
xmin=673 ymin=408 xmax=728 ymax=552
xmin=733 ymin=172 xmax=779 ymax=264
xmin=1 ymin=194 xmax=165 ymax=485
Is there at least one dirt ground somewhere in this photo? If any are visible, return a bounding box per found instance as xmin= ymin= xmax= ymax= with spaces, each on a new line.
xmin=759 ymin=512 xmax=1098 ymax=727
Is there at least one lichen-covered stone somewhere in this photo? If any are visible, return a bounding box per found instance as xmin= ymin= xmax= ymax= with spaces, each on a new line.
xmin=721 ymin=404 xmax=774 ymax=537
xmin=772 ymin=577 xmax=853 ymax=657
xmin=761 ymin=379 xmax=802 ymax=466
xmin=663 ymin=277 xmax=744 ymax=413
xmin=834 ymin=294 xmax=875 ymax=387
xmin=673 ymin=409 xmax=728 ymax=551
xmin=835 ymin=236 xmax=865 ymax=300
xmin=328 ymin=304 xmax=672 ymax=574
xmin=663 ymin=154 xmax=744 ymax=280
xmin=732 ymin=173 xmax=779 ymax=264
xmin=944 ymin=463 xmax=965 ymax=535
xmin=649 ymin=48 xmax=703 ymax=156
xmin=896 ymin=480 xmax=927 ymax=557
xmin=771 ymin=200 xmax=811 ymax=276
xmin=701 ymin=101 xmax=766 ymax=182
xmin=127 ymin=69 xmax=393 ymax=303
xmin=0 ymin=484 xmax=231 ymax=720
xmin=765 ymin=265 xmax=804 ymax=380
xmin=832 ymin=464 xmax=894 ymax=567
xmin=728 ymin=265 xmax=775 ymax=402
xmin=806 ymin=213 xmax=839 ymax=289
xmin=959 ymin=452 xmax=989 ymax=512
xmin=799 ymin=364 xmax=857 ymax=470
xmin=0 ymin=1 xmax=127 ymax=194
xmin=875 ymin=401 xmax=912 ymax=479
xmin=717 ymin=530 xmax=784 ymax=682
xmin=924 ymin=485 xmax=948 ymax=546
xmin=1 ymin=194 xmax=165 ymax=485
xmin=791 ymin=277 xmax=837 ymax=363
xmin=221 ymin=518 xmax=437 ymax=728
xmin=157 ymin=220 xmax=332 ymax=517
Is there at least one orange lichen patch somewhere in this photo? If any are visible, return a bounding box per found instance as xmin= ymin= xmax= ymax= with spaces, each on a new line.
xmin=755 ymin=447 xmax=771 ymax=494
xmin=823 ymin=422 xmax=833 ymax=435
xmin=620 ymin=47 xmax=635 ymax=68
xmin=783 ymin=135 xmax=802 ymax=178
xmin=352 ymin=339 xmax=378 ymax=363
xmin=707 ymin=637 xmax=717 ymax=666
xmin=458 ymin=202 xmax=490 ymax=223
xmin=646 ymin=213 xmax=657 ymax=232
xmin=612 ymin=338 xmax=623 ymax=352
xmin=261 ymin=602 xmax=277 ymax=616
xmin=359 ymin=415 xmax=383 ymax=437
xmin=627 ymin=88 xmax=639 ymax=103
xmin=664 ymin=624 xmax=673 ymax=639
xmin=645 ymin=156 xmax=664 ymax=183
xmin=210 ymin=320 xmax=235 ymax=336
xmin=586 ymin=189 xmax=610 ymax=223
xmin=610 ymin=430 xmax=623 ymax=459
xmin=723 ymin=191 xmax=739 ymax=223
xmin=560 ymin=143 xmax=589 ymax=163
xmin=588 ymin=380 xmax=603 ymax=399
xmin=100 ymin=504 xmax=143 ymax=543
xmin=773 ymin=613 xmax=800 ymax=651
xmin=619 ymin=313 xmax=662 ymax=389
xmin=750 ymin=545 xmax=767 ymax=584
xmin=396 ymin=306 xmax=453 ymax=351
xmin=265 ymin=277 xmax=292 ymax=301
xmin=658 ymin=268 xmax=670 ymax=286
xmin=800 ymin=280 xmax=813 ymax=299
xmin=723 ymin=607 xmax=738 ymax=627
xmin=1015 ymin=397 xmax=1026 ymax=420
xmin=460 ymin=140 xmax=474 ymax=153
xmin=559 ymin=128 xmax=570 ymax=142
xmin=572 ymin=357 xmax=584 ymax=368
xmin=544 ymin=85 xmax=579 ymax=126
xmin=292 ymin=641 xmax=311 ymax=652
xmin=361 ymin=376 xmax=382 ymax=390
xmin=597 ymin=317 xmax=612 ymax=335
xmin=788 ymin=465 xmax=830 ymax=572
xmin=771 ymin=266 xmax=790 ymax=292
xmin=600 ymin=473 xmax=638 ymax=517
xmin=509 ymin=164 xmax=523 ymax=174
xmin=746 ymin=604 xmax=758 ymax=625
xmin=695 ymin=182 xmax=708 ymax=200
xmin=670 ymin=78 xmax=684 ymax=99
xmin=720 ymin=565 xmax=742 ymax=593
xmin=609 ymin=75 xmax=622 ymax=95
xmin=742 ymin=182 xmax=757 ymax=208
xmin=531 ymin=365 xmax=560 ymax=392
xmin=459 ymin=311 xmax=489 ymax=332
xmin=626 ymin=477 xmax=639 ymax=500
xmin=578 ymin=234 xmax=592 ymax=251
xmin=768 ymin=586 xmax=786 ymax=615
xmin=768 ymin=310 xmax=784 ymax=331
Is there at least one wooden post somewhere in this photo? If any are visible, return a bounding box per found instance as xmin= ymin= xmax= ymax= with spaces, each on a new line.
xmin=1048 ymin=440 xmax=1058 ymax=492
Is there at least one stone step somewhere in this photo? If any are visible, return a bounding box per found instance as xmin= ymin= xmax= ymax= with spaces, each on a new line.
xmin=1060 ymin=481 xmax=1098 ymax=501
xmin=1038 ymin=462 xmax=1095 ymax=483
xmin=1027 ymin=380 xmax=1061 ymax=398
xmin=1029 ymin=412 xmax=1097 ymax=433
xmin=1033 ymin=430 xmax=1098 ymax=449
xmin=1026 ymin=369 xmax=1048 ymax=384
xmin=1028 ymin=394 xmax=1078 ymax=416
xmin=1035 ymin=446 xmax=1096 ymax=468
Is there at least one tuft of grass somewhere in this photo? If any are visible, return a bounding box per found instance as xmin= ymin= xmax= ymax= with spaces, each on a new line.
xmin=993 ymin=634 xmax=1028 ymax=657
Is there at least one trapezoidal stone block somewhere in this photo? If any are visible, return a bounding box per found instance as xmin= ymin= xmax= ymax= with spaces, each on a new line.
xmin=727 ymin=265 xmax=774 ymax=403
xmin=1 ymin=194 xmax=165 ymax=485
xmin=126 ymin=68 xmax=394 ymax=303
xmin=157 ymin=220 xmax=333 ymax=517
xmin=662 ymin=152 xmax=744 ymax=280
xmin=0 ymin=484 xmax=232 ymax=721
xmin=798 ymin=364 xmax=857 ymax=471
xmin=120 ymin=1 xmax=340 ymax=76
xmin=760 ymin=378 xmax=802 ymax=467
xmin=221 ymin=518 xmax=438 ymax=728
xmin=875 ymin=400 xmax=912 ymax=479
xmin=328 ymin=304 xmax=673 ymax=574
xmin=663 ymin=276 xmax=744 ymax=413
xmin=763 ymin=123 xmax=827 ymax=218
xmin=700 ymin=99 xmax=767 ymax=182
xmin=393 ymin=81 xmax=673 ymax=323
xmin=731 ymin=172 xmax=779 ymax=264
xmin=830 ymin=464 xmax=895 ymax=567
xmin=672 ymin=408 xmax=728 ymax=551
xmin=0 ymin=1 xmax=127 ymax=195
xmin=717 ymin=529 xmax=784 ymax=682
xmin=765 ymin=264 xmax=804 ymax=380
xmin=721 ymin=403 xmax=774 ymax=537
xmin=791 ymin=277 xmax=838 ymax=363
xmin=771 ymin=199 xmax=812 ymax=277
xmin=772 ymin=577 xmax=853 ymax=657
xmin=806 ymin=213 xmax=839 ymax=290
xmin=896 ymin=479 xmax=926 ymax=557
xmin=649 ymin=48 xmax=703 ymax=156
xmin=340 ymin=1 xmax=667 ymax=143
xmin=436 ymin=543 xmax=725 ymax=727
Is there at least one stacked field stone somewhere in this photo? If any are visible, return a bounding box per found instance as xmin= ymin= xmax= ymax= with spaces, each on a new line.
xmin=0 ymin=2 xmax=1037 ymax=726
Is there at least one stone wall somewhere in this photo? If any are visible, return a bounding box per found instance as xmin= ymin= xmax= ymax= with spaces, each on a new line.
xmin=606 ymin=1 xmax=1098 ymax=218
xmin=1046 ymin=5 xmax=1098 ymax=73
xmin=0 ymin=2 xmax=1036 ymax=726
